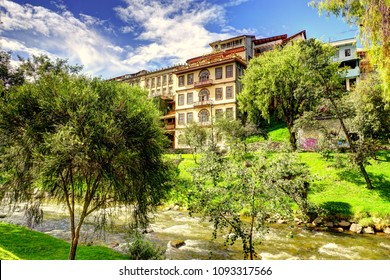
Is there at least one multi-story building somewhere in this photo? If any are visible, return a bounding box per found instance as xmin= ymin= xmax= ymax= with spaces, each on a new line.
xmin=329 ymin=38 xmax=361 ymax=91
xmin=174 ymin=44 xmax=248 ymax=148
xmin=110 ymin=31 xmax=307 ymax=149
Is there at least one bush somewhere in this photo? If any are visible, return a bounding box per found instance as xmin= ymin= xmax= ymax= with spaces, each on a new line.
xmin=126 ymin=233 xmax=165 ymax=260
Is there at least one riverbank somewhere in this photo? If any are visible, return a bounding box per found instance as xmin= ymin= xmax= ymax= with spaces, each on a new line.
xmin=1 ymin=205 xmax=389 ymax=260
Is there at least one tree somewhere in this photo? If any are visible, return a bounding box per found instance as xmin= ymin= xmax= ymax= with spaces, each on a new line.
xmin=0 ymin=66 xmax=174 ymax=259
xmin=349 ymin=72 xmax=390 ymax=141
xmin=310 ymin=0 xmax=390 ymax=102
xmin=238 ymin=40 xmax=317 ymax=150
xmin=189 ymin=146 xmax=312 ymax=260
xmin=0 ymin=49 xmax=24 ymax=94
xmin=183 ymin=121 xmax=208 ymax=163
xmin=297 ymin=39 xmax=374 ymax=189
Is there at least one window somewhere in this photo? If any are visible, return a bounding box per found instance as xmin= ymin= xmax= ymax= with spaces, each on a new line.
xmin=199 ymin=69 xmax=210 ymax=82
xmin=146 ymin=79 xmax=150 ymax=88
xmin=163 ymin=75 xmax=167 ymax=85
xmin=178 ymin=94 xmax=185 ymax=106
xmin=199 ymin=89 xmax=209 ymax=101
xmin=187 ymin=73 xmax=194 ymax=85
xmin=215 ymin=88 xmax=223 ymax=100
xmin=198 ymin=109 xmax=210 ymax=123
xmin=157 ymin=76 xmax=161 ymax=86
xmin=178 ymin=76 xmax=185 ymax=87
xmin=187 ymin=92 xmax=193 ymax=104
xmin=226 ymin=86 xmax=234 ymax=99
xmin=178 ymin=113 xmax=185 ymax=125
xmin=169 ymin=74 xmax=173 ymax=84
xmin=226 ymin=65 xmax=233 ymax=78
xmin=226 ymin=108 xmax=233 ymax=119
xmin=163 ymin=88 xmax=167 ymax=96
xmin=345 ymin=49 xmax=351 ymax=57
xmin=334 ymin=50 xmax=340 ymax=59
xmin=215 ymin=67 xmax=222 ymax=79
xmin=215 ymin=109 xmax=223 ymax=119
xmin=187 ymin=112 xmax=193 ymax=123
xmin=151 ymin=78 xmax=155 ymax=87
xmin=169 ymin=87 xmax=173 ymax=95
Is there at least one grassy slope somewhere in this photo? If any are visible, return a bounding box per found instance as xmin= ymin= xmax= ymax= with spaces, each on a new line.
xmin=299 ymin=152 xmax=390 ymax=219
xmin=0 ymin=222 xmax=128 ymax=260
xmin=170 ymin=121 xmax=390 ymax=220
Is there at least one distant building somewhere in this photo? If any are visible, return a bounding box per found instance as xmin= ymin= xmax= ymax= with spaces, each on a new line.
xmin=329 ymin=38 xmax=361 ymax=91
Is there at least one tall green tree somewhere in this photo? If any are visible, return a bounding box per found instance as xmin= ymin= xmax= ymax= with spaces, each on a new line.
xmin=189 ymin=146 xmax=311 ymax=260
xmin=0 ymin=66 xmax=174 ymax=259
xmin=297 ymin=39 xmax=374 ymax=189
xmin=238 ymin=40 xmax=317 ymax=150
xmin=0 ymin=49 xmax=24 ymax=94
xmin=310 ymin=0 xmax=390 ymax=102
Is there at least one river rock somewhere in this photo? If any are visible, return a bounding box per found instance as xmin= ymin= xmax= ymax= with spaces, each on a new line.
xmin=312 ymin=217 xmax=322 ymax=226
xmin=336 ymin=227 xmax=344 ymax=232
xmin=0 ymin=214 xmax=7 ymax=219
xmin=170 ymin=240 xmax=186 ymax=249
xmin=277 ymin=219 xmax=286 ymax=224
xmin=326 ymin=222 xmax=334 ymax=228
xmin=363 ymin=227 xmax=375 ymax=234
xmin=349 ymin=223 xmax=362 ymax=234
xmin=338 ymin=220 xmax=351 ymax=227
xmin=384 ymin=227 xmax=390 ymax=234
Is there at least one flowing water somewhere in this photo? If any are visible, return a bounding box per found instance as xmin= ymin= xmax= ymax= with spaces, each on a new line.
xmin=1 ymin=204 xmax=389 ymax=260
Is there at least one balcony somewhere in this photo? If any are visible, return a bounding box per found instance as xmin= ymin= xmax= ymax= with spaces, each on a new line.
xmin=165 ymin=124 xmax=175 ymax=131
xmin=193 ymin=100 xmax=213 ymax=108
xmin=194 ymin=79 xmax=213 ymax=88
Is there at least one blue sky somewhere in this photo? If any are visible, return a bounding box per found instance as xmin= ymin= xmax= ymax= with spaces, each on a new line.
xmin=0 ymin=0 xmax=358 ymax=79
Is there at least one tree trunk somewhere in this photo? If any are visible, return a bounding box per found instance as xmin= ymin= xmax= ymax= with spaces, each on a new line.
xmin=68 ymin=235 xmax=79 ymax=260
xmin=286 ymin=121 xmax=297 ymax=150
xmin=329 ymin=98 xmax=373 ymax=189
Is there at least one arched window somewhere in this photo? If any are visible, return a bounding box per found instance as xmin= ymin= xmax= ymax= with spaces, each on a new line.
xmin=198 ymin=109 xmax=210 ymax=123
xmin=199 ymin=69 xmax=210 ymax=82
xmin=198 ymin=88 xmax=209 ymax=102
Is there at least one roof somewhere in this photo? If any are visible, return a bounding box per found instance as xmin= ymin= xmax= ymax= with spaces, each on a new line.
xmin=175 ymin=56 xmax=246 ymax=75
xmin=253 ymin=34 xmax=287 ymax=45
xmin=186 ymin=46 xmax=246 ymax=65
xmin=209 ymin=34 xmax=256 ymax=46
xmin=282 ymin=30 xmax=307 ymax=44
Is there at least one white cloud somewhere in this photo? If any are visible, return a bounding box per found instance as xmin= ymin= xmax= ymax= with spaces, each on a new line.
xmin=114 ymin=0 xmax=233 ymax=69
xmin=120 ymin=26 xmax=134 ymax=34
xmin=0 ymin=1 xmax=136 ymax=78
xmin=0 ymin=0 xmax=254 ymax=78
xmin=223 ymin=0 xmax=250 ymax=7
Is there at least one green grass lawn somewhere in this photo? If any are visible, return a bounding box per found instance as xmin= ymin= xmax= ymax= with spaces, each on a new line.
xmin=0 ymin=222 xmax=129 ymax=260
xmin=170 ymin=150 xmax=390 ymax=221
xmin=299 ymin=152 xmax=390 ymax=220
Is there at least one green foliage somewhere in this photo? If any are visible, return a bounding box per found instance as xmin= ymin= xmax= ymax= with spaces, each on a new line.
xmin=0 ymin=58 xmax=175 ymax=259
xmin=0 ymin=49 xmax=24 ymax=93
xmin=239 ymin=39 xmax=341 ymax=150
xmin=349 ymin=73 xmax=390 ymax=142
xmin=126 ymin=232 xmax=165 ymax=260
xmin=0 ymin=222 xmax=128 ymax=260
xmin=189 ymin=143 xmax=312 ymax=259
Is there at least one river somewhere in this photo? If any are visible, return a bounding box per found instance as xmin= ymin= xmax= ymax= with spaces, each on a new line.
xmin=1 ymin=203 xmax=389 ymax=260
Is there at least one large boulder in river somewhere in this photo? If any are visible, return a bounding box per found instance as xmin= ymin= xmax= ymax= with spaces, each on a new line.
xmin=170 ymin=240 xmax=186 ymax=249
xmin=363 ymin=227 xmax=375 ymax=234
xmin=384 ymin=227 xmax=390 ymax=234
xmin=349 ymin=223 xmax=362 ymax=234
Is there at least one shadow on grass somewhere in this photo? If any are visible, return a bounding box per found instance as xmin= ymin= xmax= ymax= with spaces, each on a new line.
xmin=337 ymin=169 xmax=390 ymax=201
xmin=320 ymin=201 xmax=353 ymax=220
